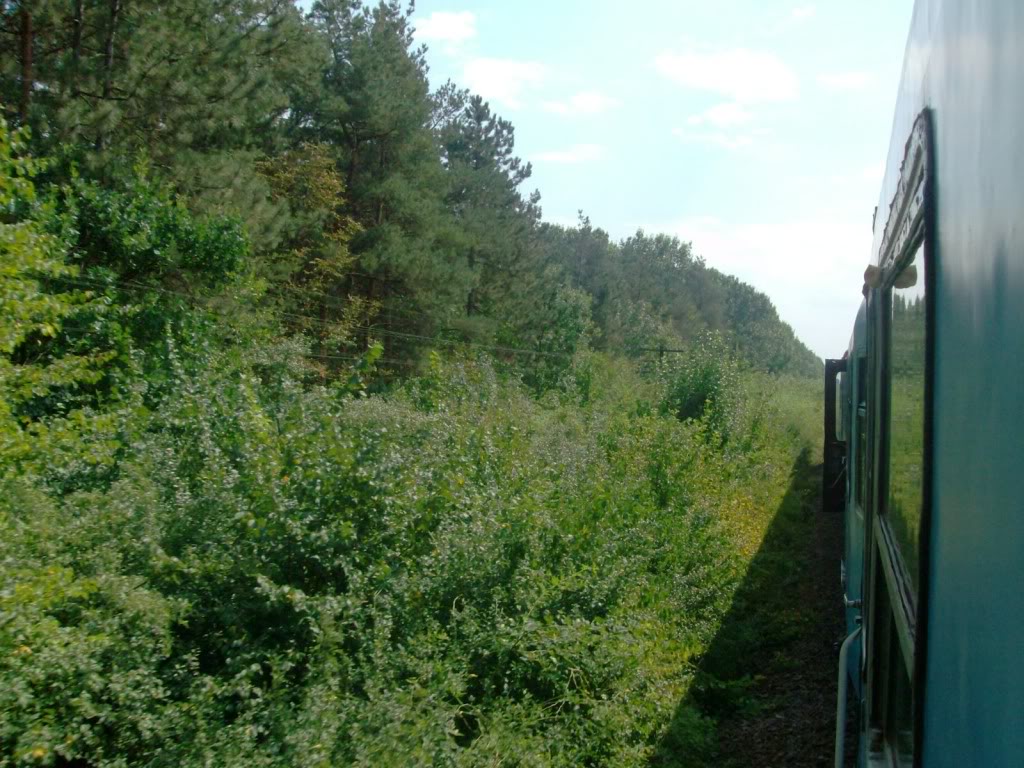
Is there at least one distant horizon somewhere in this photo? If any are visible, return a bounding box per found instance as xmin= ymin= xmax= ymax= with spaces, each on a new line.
xmin=407 ymin=1 xmax=914 ymax=359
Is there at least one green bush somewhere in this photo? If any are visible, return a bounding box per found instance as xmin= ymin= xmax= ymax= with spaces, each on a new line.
xmin=0 ymin=337 xmax=812 ymax=766
xmin=660 ymin=333 xmax=740 ymax=440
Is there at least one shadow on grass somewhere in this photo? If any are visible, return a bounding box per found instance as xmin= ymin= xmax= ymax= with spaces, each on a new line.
xmin=650 ymin=446 xmax=836 ymax=767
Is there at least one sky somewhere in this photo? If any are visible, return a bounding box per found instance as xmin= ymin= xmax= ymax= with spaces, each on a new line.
xmin=407 ymin=0 xmax=916 ymax=359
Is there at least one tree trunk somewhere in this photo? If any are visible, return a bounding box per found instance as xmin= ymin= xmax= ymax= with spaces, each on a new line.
xmin=102 ymin=0 xmax=121 ymax=98
xmin=376 ymin=144 xmax=386 ymax=225
xmin=96 ymin=0 xmax=122 ymax=149
xmin=70 ymin=0 xmax=84 ymax=96
xmin=18 ymin=6 xmax=33 ymax=123
xmin=366 ymin=276 xmax=380 ymax=351
xmin=466 ymin=249 xmax=477 ymax=316
xmin=346 ymin=135 xmax=358 ymax=190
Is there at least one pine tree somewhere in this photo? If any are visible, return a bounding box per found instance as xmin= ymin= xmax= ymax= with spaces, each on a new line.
xmin=305 ymin=0 xmax=469 ymax=350
xmin=1 ymin=0 xmax=324 ymax=243
xmin=437 ymin=92 xmax=543 ymax=336
xmin=256 ymin=141 xmax=371 ymax=355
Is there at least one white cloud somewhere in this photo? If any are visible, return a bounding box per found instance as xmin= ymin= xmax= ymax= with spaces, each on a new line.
xmin=543 ymin=89 xmax=621 ymax=116
xmin=655 ymin=48 xmax=799 ymax=103
xmin=672 ymin=127 xmax=755 ymax=150
xmin=817 ymin=71 xmax=871 ymax=90
xmin=534 ymin=143 xmax=604 ymax=164
xmin=415 ymin=11 xmax=477 ymax=44
xmin=770 ymin=4 xmax=816 ymax=34
xmin=687 ymin=102 xmax=753 ymax=128
xmin=463 ymin=58 xmax=545 ymax=109
xmin=791 ymin=4 xmax=816 ymax=21
xmin=665 ymin=214 xmax=871 ymax=358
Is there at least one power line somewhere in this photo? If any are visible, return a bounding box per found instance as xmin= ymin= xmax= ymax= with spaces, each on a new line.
xmin=48 ymin=273 xmax=419 ymax=367
xmin=304 ymin=352 xmax=419 ymax=368
xmin=45 ymin=272 xmax=586 ymax=363
xmin=266 ymin=279 xmax=437 ymax=322
xmin=350 ymin=325 xmax=576 ymax=360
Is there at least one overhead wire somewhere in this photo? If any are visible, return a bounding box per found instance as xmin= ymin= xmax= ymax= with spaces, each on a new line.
xmin=50 ymin=273 xmax=560 ymax=357
xmin=45 ymin=271 xmax=589 ymax=366
xmin=265 ymin=280 xmax=438 ymax=323
xmin=49 ymin=272 xmax=423 ymax=369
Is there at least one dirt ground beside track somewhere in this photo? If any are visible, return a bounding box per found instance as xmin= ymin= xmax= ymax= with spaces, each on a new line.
xmin=712 ymin=460 xmax=851 ymax=768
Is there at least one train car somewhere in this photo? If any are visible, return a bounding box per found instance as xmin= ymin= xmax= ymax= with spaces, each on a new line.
xmin=821 ymin=1 xmax=1024 ymax=766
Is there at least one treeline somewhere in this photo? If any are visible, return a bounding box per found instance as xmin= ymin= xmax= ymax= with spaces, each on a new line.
xmin=1 ymin=0 xmax=819 ymax=380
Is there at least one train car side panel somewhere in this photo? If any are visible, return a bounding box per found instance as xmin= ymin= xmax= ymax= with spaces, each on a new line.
xmin=870 ymin=1 xmax=1024 ymax=763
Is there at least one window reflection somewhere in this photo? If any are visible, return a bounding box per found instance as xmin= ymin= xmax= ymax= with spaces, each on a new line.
xmin=856 ymin=363 xmax=867 ymax=509
xmin=887 ymin=248 xmax=926 ymax=589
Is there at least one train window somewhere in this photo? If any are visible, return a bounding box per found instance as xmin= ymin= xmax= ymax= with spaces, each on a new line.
xmin=860 ymin=109 xmax=932 ymax=768
xmin=855 ymin=361 xmax=867 ymax=509
xmin=865 ymin=245 xmax=925 ymax=768
xmin=886 ymin=247 xmax=926 ymax=590
xmin=867 ymin=566 xmax=915 ymax=767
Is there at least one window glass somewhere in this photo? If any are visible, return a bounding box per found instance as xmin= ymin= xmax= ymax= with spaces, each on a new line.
xmin=886 ymin=619 xmax=915 ymax=766
xmin=887 ymin=248 xmax=926 ymax=588
xmin=869 ymin=557 xmax=915 ymax=767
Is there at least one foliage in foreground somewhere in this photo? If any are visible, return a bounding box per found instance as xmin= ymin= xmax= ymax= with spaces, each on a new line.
xmin=1 ymin=346 xmax=811 ymax=767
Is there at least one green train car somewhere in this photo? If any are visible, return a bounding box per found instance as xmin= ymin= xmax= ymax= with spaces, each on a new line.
xmin=822 ymin=1 xmax=1024 ymax=765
